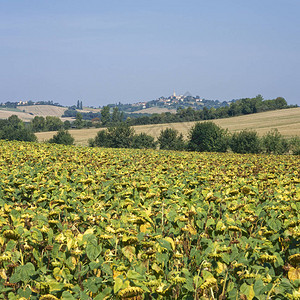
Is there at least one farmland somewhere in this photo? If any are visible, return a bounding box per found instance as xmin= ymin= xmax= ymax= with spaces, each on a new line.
xmin=0 ymin=105 xmax=69 ymax=122
xmin=35 ymin=107 xmax=300 ymax=145
xmin=20 ymin=105 xmax=68 ymax=118
xmin=0 ymin=140 xmax=299 ymax=299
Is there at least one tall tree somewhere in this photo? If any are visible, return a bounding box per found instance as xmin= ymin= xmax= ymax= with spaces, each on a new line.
xmin=101 ymin=106 xmax=111 ymax=126
xmin=74 ymin=112 xmax=84 ymax=129
xmin=111 ymin=107 xmax=123 ymax=124
xmin=31 ymin=116 xmax=46 ymax=132
xmin=45 ymin=116 xmax=64 ymax=131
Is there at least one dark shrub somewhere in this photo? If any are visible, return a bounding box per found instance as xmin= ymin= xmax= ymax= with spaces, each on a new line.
xmin=158 ymin=128 xmax=186 ymax=151
xmin=132 ymin=133 xmax=157 ymax=149
xmin=262 ymin=129 xmax=289 ymax=154
xmin=230 ymin=130 xmax=261 ymax=154
xmin=188 ymin=122 xmax=228 ymax=152
xmin=48 ymin=130 xmax=74 ymax=145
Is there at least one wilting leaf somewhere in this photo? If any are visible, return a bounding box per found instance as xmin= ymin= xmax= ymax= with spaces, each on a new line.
xmin=288 ymin=267 xmax=300 ymax=281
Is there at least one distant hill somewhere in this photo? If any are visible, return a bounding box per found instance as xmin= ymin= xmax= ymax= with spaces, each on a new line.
xmin=20 ymin=105 xmax=68 ymax=117
xmin=0 ymin=108 xmax=34 ymax=122
xmin=0 ymin=105 xmax=69 ymax=121
xmin=106 ymin=94 xmax=228 ymax=113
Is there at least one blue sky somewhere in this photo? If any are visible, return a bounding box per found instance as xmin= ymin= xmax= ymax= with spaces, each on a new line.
xmin=1 ymin=0 xmax=299 ymax=106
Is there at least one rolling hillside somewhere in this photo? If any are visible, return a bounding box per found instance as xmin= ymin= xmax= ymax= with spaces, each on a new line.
xmin=20 ymin=105 xmax=68 ymax=117
xmin=36 ymin=107 xmax=300 ymax=145
xmin=0 ymin=105 xmax=69 ymax=121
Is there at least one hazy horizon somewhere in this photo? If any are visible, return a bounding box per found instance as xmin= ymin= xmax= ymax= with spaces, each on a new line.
xmin=1 ymin=0 xmax=299 ymax=106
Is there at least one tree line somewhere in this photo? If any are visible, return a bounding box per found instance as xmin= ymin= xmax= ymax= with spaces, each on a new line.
xmin=88 ymin=122 xmax=300 ymax=155
xmin=1 ymin=115 xmax=300 ymax=155
xmin=127 ymin=95 xmax=291 ymax=126
xmin=25 ymin=95 xmax=294 ymax=133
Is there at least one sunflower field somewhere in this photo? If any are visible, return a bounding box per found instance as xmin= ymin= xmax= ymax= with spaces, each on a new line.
xmin=0 ymin=140 xmax=299 ymax=299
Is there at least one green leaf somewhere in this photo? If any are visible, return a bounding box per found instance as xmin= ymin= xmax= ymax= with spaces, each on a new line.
xmin=216 ymin=220 xmax=225 ymax=231
xmin=5 ymin=240 xmax=16 ymax=252
xmin=86 ymin=242 xmax=101 ymax=261
xmin=240 ymin=283 xmax=255 ymax=300
xmin=17 ymin=287 xmax=31 ymax=299
xmin=206 ymin=218 xmax=215 ymax=227
xmin=227 ymin=281 xmax=235 ymax=292
xmin=183 ymin=276 xmax=194 ymax=292
xmin=47 ymin=281 xmax=65 ymax=293
xmin=94 ymin=287 xmax=112 ymax=300
xmin=222 ymin=253 xmax=231 ymax=264
xmin=267 ymin=219 xmax=281 ymax=231
xmin=253 ymin=279 xmax=265 ymax=296
xmin=202 ymin=270 xmax=213 ymax=281
xmin=10 ymin=263 xmax=35 ymax=283
xmin=89 ymin=261 xmax=102 ymax=270
xmin=85 ymin=278 xmax=98 ymax=293
xmin=114 ymin=277 xmax=124 ymax=294
xmin=101 ymin=263 xmax=113 ymax=276
xmin=61 ymin=291 xmax=76 ymax=300
xmin=122 ymin=246 xmax=136 ymax=262
xmin=127 ymin=270 xmax=144 ymax=281
xmin=152 ymin=263 xmax=164 ymax=276
xmin=158 ymin=239 xmax=172 ymax=251
xmin=31 ymin=228 xmax=43 ymax=241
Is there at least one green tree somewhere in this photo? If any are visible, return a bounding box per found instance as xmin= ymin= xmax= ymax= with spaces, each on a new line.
xmin=274 ymin=97 xmax=287 ymax=109
xmin=64 ymin=120 xmax=71 ymax=130
xmin=0 ymin=115 xmax=37 ymax=142
xmin=48 ymin=129 xmax=74 ymax=145
xmin=158 ymin=128 xmax=186 ymax=151
xmin=262 ymin=129 xmax=289 ymax=154
xmin=31 ymin=116 xmax=46 ymax=132
xmin=7 ymin=115 xmax=24 ymax=129
xmin=188 ymin=122 xmax=228 ymax=152
xmin=89 ymin=130 xmax=111 ymax=147
xmin=90 ymin=124 xmax=134 ymax=148
xmin=111 ymin=107 xmax=123 ymax=124
xmin=230 ymin=130 xmax=261 ymax=154
xmin=106 ymin=124 xmax=134 ymax=148
xmin=132 ymin=133 xmax=157 ymax=149
xmin=45 ymin=116 xmax=63 ymax=131
xmin=288 ymin=136 xmax=300 ymax=155
xmin=74 ymin=112 xmax=84 ymax=129
xmin=101 ymin=106 xmax=111 ymax=126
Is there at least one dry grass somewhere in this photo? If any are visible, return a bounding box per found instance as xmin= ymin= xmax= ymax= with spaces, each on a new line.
xmin=0 ymin=105 xmax=70 ymax=121
xmin=36 ymin=107 xmax=300 ymax=145
xmin=20 ymin=105 xmax=68 ymax=117
xmin=0 ymin=109 xmax=34 ymax=122
xmin=132 ymin=107 xmax=177 ymax=114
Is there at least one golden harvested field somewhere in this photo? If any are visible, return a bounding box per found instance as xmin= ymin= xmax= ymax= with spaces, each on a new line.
xmin=0 ymin=109 xmax=34 ymax=122
xmin=19 ymin=105 xmax=68 ymax=117
xmin=133 ymin=107 xmax=177 ymax=114
xmin=36 ymin=108 xmax=300 ymax=145
xmin=0 ymin=105 xmax=70 ymax=121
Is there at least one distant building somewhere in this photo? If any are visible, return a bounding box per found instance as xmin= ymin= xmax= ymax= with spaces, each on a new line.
xmin=17 ymin=101 xmax=28 ymax=105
